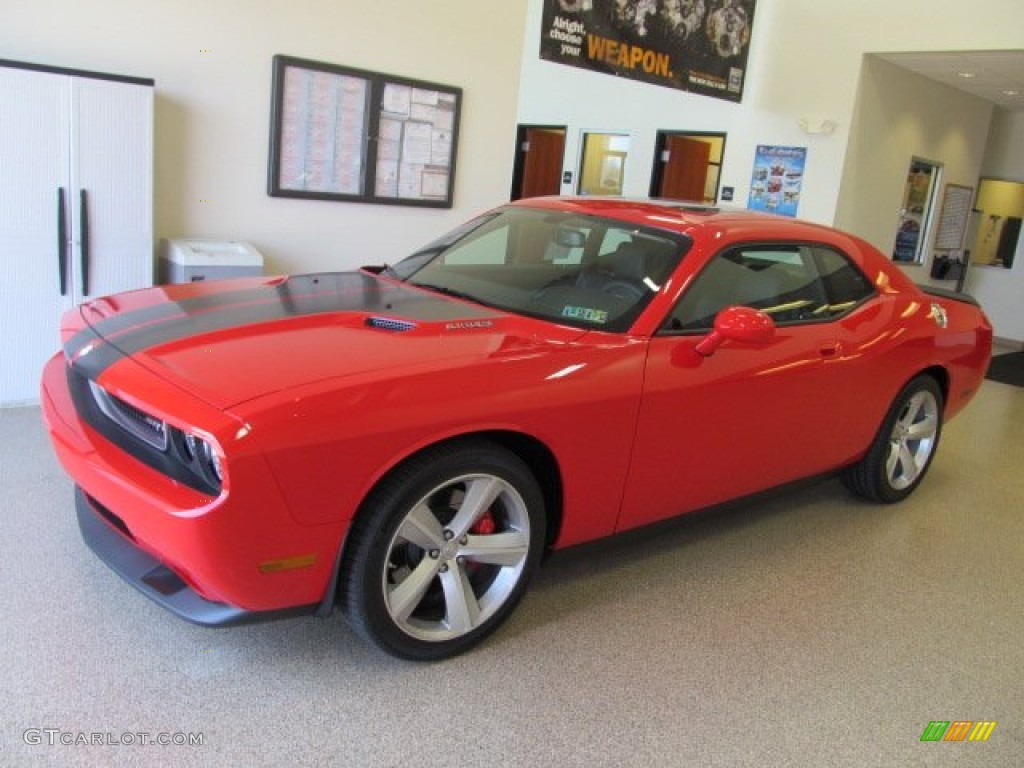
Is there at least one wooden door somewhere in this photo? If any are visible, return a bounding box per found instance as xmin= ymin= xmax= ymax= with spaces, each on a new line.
xmin=659 ymin=136 xmax=711 ymax=202
xmin=517 ymin=128 xmax=564 ymax=199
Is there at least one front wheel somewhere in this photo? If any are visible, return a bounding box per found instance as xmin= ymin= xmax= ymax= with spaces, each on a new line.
xmin=342 ymin=440 xmax=545 ymax=660
xmin=842 ymin=375 xmax=944 ymax=503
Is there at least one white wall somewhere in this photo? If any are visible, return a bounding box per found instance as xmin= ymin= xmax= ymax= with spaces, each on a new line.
xmin=834 ymin=56 xmax=993 ymax=269
xmin=518 ymin=0 xmax=1024 ymax=224
xmin=516 ymin=0 xmax=850 ymax=226
xmin=5 ymin=0 xmax=1024 ymax=341
xmin=1 ymin=0 xmax=528 ymax=272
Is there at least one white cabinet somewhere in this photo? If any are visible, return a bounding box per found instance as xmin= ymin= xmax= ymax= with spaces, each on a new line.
xmin=0 ymin=61 xmax=153 ymax=405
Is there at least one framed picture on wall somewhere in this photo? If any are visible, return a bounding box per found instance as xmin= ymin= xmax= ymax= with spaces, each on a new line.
xmin=267 ymin=55 xmax=461 ymax=208
xmin=892 ymin=156 xmax=942 ymax=264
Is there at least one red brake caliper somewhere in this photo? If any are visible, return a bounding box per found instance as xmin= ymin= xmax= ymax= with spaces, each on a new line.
xmin=470 ymin=510 xmax=496 ymax=535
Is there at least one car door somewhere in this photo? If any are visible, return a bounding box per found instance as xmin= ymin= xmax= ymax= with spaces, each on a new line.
xmin=617 ymin=241 xmax=878 ymax=531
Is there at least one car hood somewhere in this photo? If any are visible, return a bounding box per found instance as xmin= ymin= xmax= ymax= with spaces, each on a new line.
xmin=67 ymin=272 xmax=586 ymax=409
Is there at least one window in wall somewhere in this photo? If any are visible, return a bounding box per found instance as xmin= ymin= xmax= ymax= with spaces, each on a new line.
xmin=578 ymin=132 xmax=631 ymax=196
xmin=969 ymin=178 xmax=1023 ymax=269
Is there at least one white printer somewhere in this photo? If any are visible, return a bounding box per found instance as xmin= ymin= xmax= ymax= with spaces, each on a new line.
xmin=159 ymin=238 xmax=264 ymax=283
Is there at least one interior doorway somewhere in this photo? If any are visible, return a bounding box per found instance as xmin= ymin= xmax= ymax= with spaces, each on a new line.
xmin=650 ymin=131 xmax=726 ymax=204
xmin=510 ymin=125 xmax=566 ymax=200
xmin=578 ymin=132 xmax=631 ymax=196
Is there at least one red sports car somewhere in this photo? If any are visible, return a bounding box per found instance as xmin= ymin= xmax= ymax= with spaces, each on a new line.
xmin=42 ymin=197 xmax=992 ymax=659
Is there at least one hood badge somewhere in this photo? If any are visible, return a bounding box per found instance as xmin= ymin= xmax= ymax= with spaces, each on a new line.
xmin=445 ymin=320 xmax=494 ymax=331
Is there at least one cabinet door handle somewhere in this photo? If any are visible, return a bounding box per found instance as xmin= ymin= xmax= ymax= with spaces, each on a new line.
xmin=79 ymin=189 xmax=90 ymax=297
xmin=57 ymin=187 xmax=68 ymax=296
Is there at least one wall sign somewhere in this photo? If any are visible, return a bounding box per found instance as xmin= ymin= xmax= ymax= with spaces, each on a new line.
xmin=268 ymin=55 xmax=461 ymax=208
xmin=747 ymin=145 xmax=806 ymax=217
xmin=539 ymin=0 xmax=757 ymax=103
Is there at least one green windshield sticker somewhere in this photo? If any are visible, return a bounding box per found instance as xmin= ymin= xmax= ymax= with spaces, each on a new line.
xmin=562 ymin=306 xmax=609 ymax=324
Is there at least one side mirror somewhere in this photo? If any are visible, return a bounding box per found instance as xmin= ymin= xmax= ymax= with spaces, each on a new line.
xmin=694 ymin=305 xmax=775 ymax=357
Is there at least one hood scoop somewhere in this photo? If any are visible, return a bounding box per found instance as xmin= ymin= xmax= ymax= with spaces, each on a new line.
xmin=365 ymin=316 xmax=417 ymax=333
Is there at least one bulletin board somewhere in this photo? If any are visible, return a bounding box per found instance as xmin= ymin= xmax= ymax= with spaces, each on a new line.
xmin=934 ymin=183 xmax=974 ymax=251
xmin=267 ymin=55 xmax=461 ymax=208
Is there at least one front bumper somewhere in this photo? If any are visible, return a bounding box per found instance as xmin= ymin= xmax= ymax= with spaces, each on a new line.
xmin=42 ymin=351 xmax=345 ymax=618
xmin=76 ymin=487 xmax=316 ymax=625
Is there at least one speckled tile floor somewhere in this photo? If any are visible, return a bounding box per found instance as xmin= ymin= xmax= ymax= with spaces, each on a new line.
xmin=1 ymin=381 xmax=1021 ymax=767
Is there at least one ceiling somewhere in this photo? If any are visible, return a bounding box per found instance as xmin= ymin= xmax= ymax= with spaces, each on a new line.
xmin=874 ymin=50 xmax=1024 ymax=110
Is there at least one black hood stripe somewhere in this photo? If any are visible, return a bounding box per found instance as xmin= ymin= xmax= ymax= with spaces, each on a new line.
xmin=67 ymin=272 xmax=500 ymax=379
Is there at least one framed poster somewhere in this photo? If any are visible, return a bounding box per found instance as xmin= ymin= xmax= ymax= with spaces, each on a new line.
xmin=268 ymin=55 xmax=461 ymax=208
xmin=747 ymin=145 xmax=806 ymax=217
xmin=892 ymin=157 xmax=942 ymax=264
xmin=539 ymin=0 xmax=758 ymax=103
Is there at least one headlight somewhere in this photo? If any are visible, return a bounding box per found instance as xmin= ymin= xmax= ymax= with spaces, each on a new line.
xmin=73 ymin=373 xmax=225 ymax=497
xmin=199 ymin=438 xmax=223 ymax=483
xmin=170 ymin=427 xmax=224 ymax=494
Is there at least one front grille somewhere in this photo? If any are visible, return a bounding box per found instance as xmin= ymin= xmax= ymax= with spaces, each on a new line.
xmin=88 ymin=381 xmax=168 ymax=451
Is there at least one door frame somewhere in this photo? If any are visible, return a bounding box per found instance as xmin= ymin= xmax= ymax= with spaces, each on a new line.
xmin=649 ymin=130 xmax=727 ymax=203
xmin=510 ymin=124 xmax=566 ymax=201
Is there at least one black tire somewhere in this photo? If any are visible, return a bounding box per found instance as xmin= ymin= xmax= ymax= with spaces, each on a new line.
xmin=342 ymin=439 xmax=545 ymax=660
xmin=841 ymin=375 xmax=944 ymax=503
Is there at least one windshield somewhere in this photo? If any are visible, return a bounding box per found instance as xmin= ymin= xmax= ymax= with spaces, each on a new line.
xmin=392 ymin=206 xmax=689 ymax=332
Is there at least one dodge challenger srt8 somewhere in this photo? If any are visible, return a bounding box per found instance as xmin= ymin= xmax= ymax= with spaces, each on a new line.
xmin=41 ymin=197 xmax=992 ymax=660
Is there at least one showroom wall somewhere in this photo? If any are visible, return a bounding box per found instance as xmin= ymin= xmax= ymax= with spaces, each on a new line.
xmin=0 ymin=0 xmax=528 ymax=271
xmin=517 ymin=0 xmax=849 ymax=224
xmin=833 ymin=56 xmax=993 ymax=273
xmin=836 ymin=61 xmax=1024 ymax=341
xmin=968 ymin=109 xmax=1024 ymax=340
xmin=515 ymin=0 xmax=1024 ymax=339
xmin=4 ymin=0 xmax=1023 ymax=339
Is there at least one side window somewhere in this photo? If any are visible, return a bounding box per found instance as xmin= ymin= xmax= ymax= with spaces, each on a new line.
xmin=665 ymin=243 xmax=841 ymax=332
xmin=811 ymin=246 xmax=875 ymax=314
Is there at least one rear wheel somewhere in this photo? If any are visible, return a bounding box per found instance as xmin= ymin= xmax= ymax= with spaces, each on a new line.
xmin=343 ymin=439 xmax=545 ymax=660
xmin=842 ymin=375 xmax=943 ymax=503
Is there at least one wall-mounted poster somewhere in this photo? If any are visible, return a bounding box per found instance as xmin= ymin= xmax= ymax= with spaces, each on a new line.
xmin=748 ymin=145 xmax=806 ymax=217
xmin=539 ymin=0 xmax=757 ymax=103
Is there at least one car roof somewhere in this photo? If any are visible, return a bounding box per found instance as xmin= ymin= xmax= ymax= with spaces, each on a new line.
xmin=509 ymin=196 xmax=844 ymax=242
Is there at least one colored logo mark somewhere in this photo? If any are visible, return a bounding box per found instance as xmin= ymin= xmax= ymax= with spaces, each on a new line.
xmin=920 ymin=720 xmax=997 ymax=742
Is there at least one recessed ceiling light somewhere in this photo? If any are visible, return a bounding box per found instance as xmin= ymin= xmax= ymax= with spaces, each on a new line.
xmin=957 ymin=72 xmax=976 ymax=78
xmin=1002 ymin=89 xmax=1020 ymax=97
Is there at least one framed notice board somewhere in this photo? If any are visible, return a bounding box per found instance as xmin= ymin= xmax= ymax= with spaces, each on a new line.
xmin=934 ymin=183 xmax=974 ymax=250
xmin=268 ymin=55 xmax=461 ymax=208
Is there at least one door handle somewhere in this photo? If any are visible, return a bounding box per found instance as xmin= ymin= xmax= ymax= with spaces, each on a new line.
xmin=57 ymin=187 xmax=68 ymax=296
xmin=79 ymin=189 xmax=90 ymax=297
xmin=819 ymin=341 xmax=843 ymax=359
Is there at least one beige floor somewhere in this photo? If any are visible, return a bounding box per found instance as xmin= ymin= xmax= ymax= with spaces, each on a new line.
xmin=1 ymin=380 xmax=1021 ymax=767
